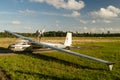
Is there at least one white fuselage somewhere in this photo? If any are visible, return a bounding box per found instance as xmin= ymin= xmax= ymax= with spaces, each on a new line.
xmin=41 ymin=42 xmax=66 ymax=49
xmin=8 ymin=40 xmax=32 ymax=52
xmin=8 ymin=32 xmax=72 ymax=52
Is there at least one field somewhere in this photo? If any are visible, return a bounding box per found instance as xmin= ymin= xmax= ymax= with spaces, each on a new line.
xmin=0 ymin=37 xmax=120 ymax=80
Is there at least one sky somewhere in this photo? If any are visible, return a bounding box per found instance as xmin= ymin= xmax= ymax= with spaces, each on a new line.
xmin=0 ymin=0 xmax=120 ymax=33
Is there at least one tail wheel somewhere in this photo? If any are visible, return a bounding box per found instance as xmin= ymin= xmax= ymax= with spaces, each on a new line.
xmin=66 ymin=46 xmax=70 ymax=50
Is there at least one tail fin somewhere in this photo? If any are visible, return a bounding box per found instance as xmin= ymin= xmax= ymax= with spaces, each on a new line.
xmin=64 ymin=32 xmax=72 ymax=47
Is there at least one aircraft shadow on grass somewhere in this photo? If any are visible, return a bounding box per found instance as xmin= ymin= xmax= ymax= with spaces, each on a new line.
xmin=0 ymin=47 xmax=105 ymax=71
xmin=0 ymin=47 xmax=12 ymax=53
xmin=15 ymin=70 xmax=78 ymax=80
xmin=23 ymin=52 xmax=106 ymax=71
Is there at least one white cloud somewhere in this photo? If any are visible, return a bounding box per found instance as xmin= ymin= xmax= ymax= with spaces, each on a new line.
xmin=83 ymin=27 xmax=88 ymax=30
xmin=71 ymin=11 xmax=80 ymax=17
xmin=80 ymin=20 xmax=87 ymax=24
xmin=11 ymin=21 xmax=21 ymax=25
xmin=30 ymin=0 xmax=85 ymax=10
xmin=103 ymin=20 xmax=111 ymax=23
xmin=92 ymin=20 xmax=96 ymax=23
xmin=40 ymin=11 xmax=60 ymax=16
xmin=90 ymin=19 xmax=111 ymax=24
xmin=91 ymin=5 xmax=120 ymax=18
xmin=19 ymin=9 xmax=36 ymax=15
xmin=24 ymin=27 xmax=32 ymax=30
xmin=85 ymin=27 xmax=120 ymax=33
xmin=100 ymin=28 xmax=105 ymax=32
xmin=63 ymin=11 xmax=80 ymax=17
xmin=107 ymin=28 xmax=113 ymax=31
xmin=79 ymin=19 xmax=111 ymax=24
xmin=29 ymin=0 xmax=84 ymax=18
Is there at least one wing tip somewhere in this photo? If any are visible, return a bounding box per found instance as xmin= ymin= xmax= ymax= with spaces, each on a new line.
xmin=106 ymin=62 xmax=115 ymax=71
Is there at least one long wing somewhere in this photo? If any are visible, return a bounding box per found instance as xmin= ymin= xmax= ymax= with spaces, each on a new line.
xmin=5 ymin=30 xmax=115 ymax=70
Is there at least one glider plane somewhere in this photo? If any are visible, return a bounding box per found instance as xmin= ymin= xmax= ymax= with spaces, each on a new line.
xmin=5 ymin=30 xmax=115 ymax=71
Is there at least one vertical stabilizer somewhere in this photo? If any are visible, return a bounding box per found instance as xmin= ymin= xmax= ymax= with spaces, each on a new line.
xmin=64 ymin=32 xmax=72 ymax=47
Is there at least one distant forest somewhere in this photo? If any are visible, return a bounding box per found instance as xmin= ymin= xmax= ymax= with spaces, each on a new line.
xmin=0 ymin=31 xmax=120 ymax=37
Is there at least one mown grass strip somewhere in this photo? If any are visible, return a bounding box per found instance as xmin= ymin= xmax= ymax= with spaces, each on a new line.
xmin=0 ymin=38 xmax=120 ymax=80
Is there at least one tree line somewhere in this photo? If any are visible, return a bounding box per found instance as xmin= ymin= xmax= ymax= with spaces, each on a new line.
xmin=0 ymin=31 xmax=120 ymax=38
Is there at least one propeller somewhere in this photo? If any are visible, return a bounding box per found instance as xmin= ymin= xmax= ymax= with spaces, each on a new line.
xmin=36 ymin=29 xmax=45 ymax=42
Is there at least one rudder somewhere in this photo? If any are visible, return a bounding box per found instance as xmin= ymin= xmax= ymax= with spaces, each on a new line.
xmin=64 ymin=32 xmax=72 ymax=47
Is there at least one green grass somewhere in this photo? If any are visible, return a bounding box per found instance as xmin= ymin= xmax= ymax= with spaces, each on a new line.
xmin=0 ymin=37 xmax=120 ymax=80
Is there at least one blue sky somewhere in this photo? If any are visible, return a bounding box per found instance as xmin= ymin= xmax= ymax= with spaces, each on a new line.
xmin=0 ymin=0 xmax=120 ymax=33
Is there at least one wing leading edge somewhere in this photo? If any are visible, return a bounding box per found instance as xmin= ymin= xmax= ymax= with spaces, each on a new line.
xmin=5 ymin=30 xmax=115 ymax=70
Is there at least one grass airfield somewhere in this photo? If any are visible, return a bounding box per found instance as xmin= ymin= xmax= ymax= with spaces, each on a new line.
xmin=0 ymin=37 xmax=120 ymax=80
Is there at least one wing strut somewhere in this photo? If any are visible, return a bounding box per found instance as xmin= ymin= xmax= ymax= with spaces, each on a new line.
xmin=5 ymin=30 xmax=115 ymax=71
